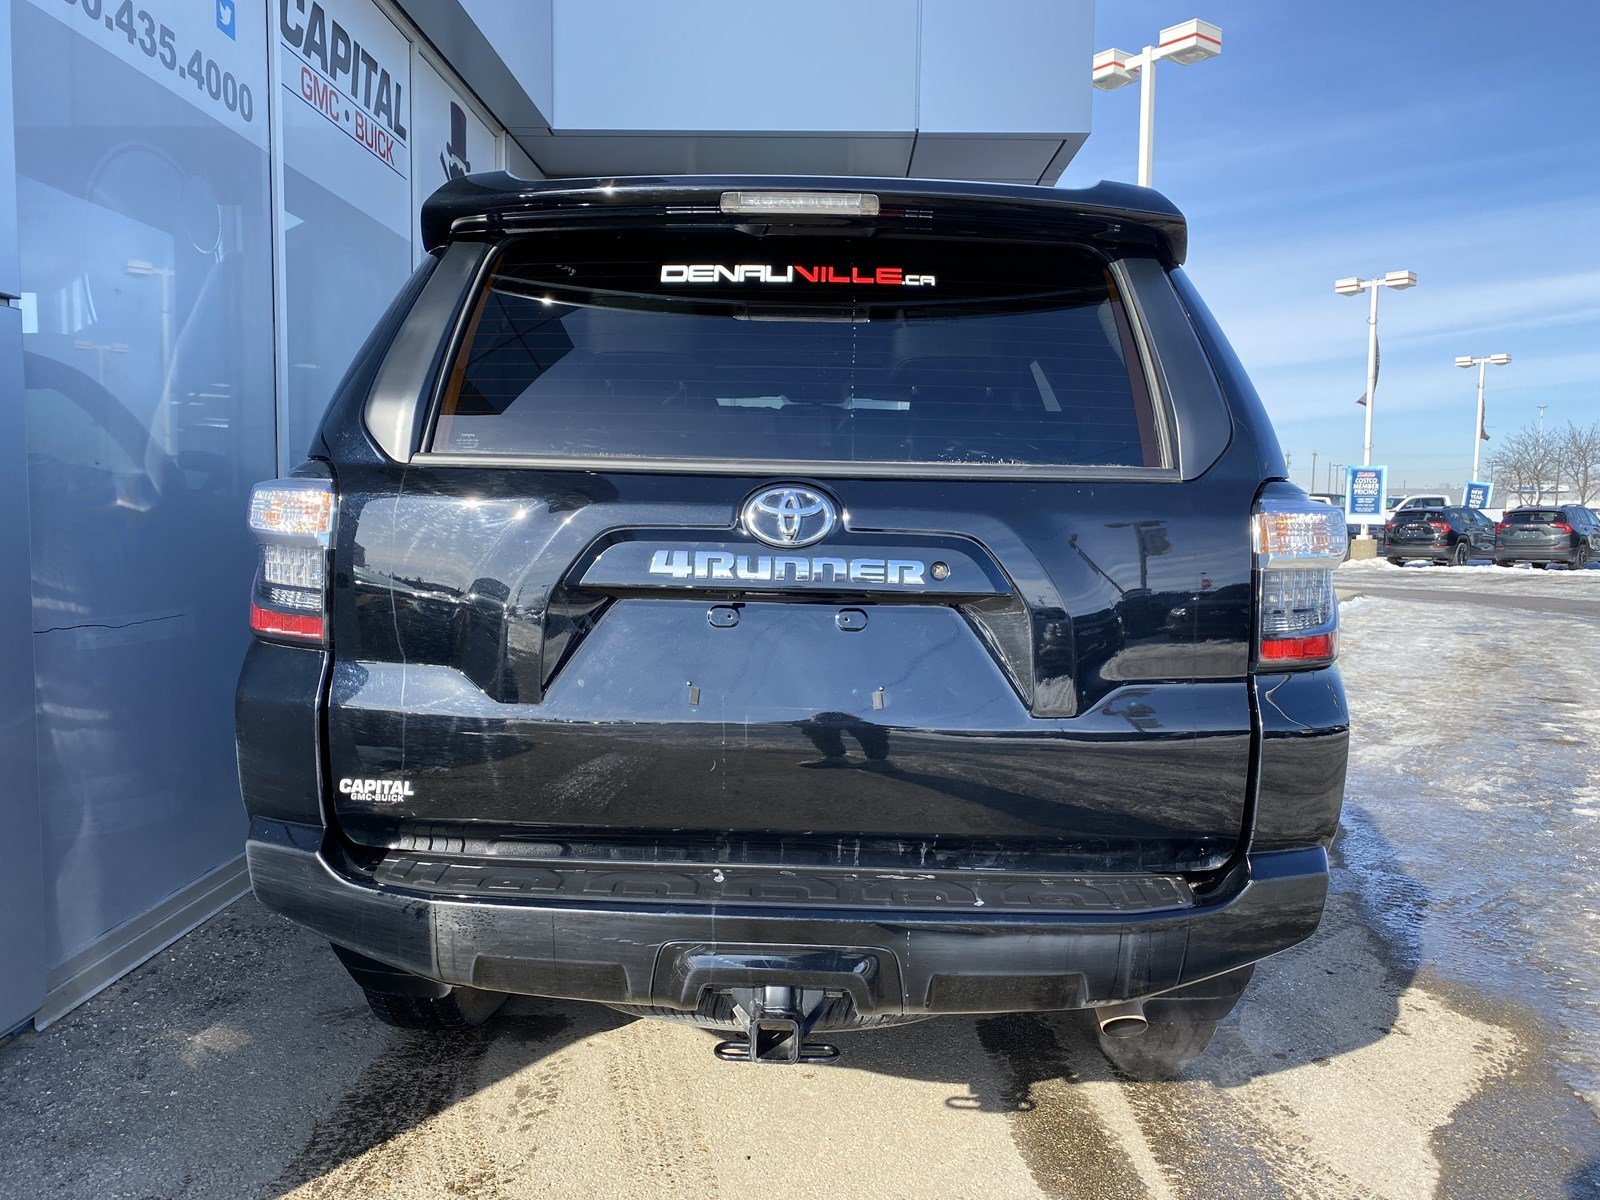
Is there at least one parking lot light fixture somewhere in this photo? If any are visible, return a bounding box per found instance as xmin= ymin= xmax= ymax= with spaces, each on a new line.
xmin=1334 ymin=272 xmax=1419 ymax=475
xmin=1455 ymin=353 xmax=1513 ymax=482
xmin=1092 ymin=20 xmax=1222 ymax=187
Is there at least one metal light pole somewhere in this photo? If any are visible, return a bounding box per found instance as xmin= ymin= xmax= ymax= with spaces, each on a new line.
xmin=1454 ymin=354 xmax=1511 ymax=482
xmin=1310 ymin=451 xmax=1319 ymax=492
xmin=1334 ymin=272 xmax=1418 ymax=469
xmin=1093 ymin=21 xmax=1222 ymax=188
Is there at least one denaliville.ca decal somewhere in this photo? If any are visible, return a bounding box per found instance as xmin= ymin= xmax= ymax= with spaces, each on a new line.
xmin=660 ymin=264 xmax=936 ymax=286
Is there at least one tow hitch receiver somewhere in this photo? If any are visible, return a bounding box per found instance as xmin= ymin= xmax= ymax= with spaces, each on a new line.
xmin=713 ymin=986 xmax=841 ymax=1065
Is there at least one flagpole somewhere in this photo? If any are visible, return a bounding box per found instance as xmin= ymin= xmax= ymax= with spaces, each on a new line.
xmin=1456 ymin=353 xmax=1510 ymax=490
xmin=1336 ymin=271 xmax=1416 ymax=539
xmin=1363 ymin=284 xmax=1379 ymax=468
xmin=1473 ymin=358 xmax=1486 ymax=481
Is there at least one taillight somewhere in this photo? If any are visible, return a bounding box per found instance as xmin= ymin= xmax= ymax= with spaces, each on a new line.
xmin=1552 ymin=521 xmax=1573 ymax=534
xmin=1496 ymin=522 xmax=1510 ymax=533
xmin=1428 ymin=519 xmax=1450 ymax=537
xmin=247 ymin=477 xmax=335 ymax=644
xmin=1252 ymin=492 xmax=1345 ymax=671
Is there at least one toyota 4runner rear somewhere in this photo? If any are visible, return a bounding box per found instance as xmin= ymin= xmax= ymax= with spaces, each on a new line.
xmin=235 ymin=175 xmax=1349 ymax=1077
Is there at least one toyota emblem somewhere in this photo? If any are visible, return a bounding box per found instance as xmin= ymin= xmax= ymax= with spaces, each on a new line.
xmin=742 ymin=486 xmax=838 ymax=548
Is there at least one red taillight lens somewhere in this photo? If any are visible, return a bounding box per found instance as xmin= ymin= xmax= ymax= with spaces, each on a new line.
xmin=1428 ymin=520 xmax=1449 ymax=536
xmin=250 ymin=604 xmax=326 ymax=641
xmin=1553 ymin=522 xmax=1573 ymax=534
xmin=1496 ymin=522 xmax=1510 ymax=532
xmin=248 ymin=477 xmax=335 ymax=645
xmin=1259 ymin=632 xmax=1337 ymax=663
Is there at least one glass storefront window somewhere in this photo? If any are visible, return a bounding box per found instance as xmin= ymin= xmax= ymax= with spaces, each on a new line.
xmin=13 ymin=0 xmax=275 ymax=961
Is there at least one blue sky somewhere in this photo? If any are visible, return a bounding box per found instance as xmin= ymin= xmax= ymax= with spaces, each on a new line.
xmin=1060 ymin=1 xmax=1600 ymax=495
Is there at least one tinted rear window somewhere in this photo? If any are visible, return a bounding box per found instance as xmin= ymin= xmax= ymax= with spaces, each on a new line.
xmin=1506 ymin=510 xmax=1563 ymax=524
xmin=429 ymin=230 xmax=1162 ymax=470
xmin=1396 ymin=510 xmax=1443 ymax=522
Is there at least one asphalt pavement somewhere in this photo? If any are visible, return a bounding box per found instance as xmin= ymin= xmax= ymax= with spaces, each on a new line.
xmin=1335 ymin=557 xmax=1600 ymax=617
xmin=2 ymin=573 xmax=1598 ymax=1200
xmin=3 ymin=885 xmax=1594 ymax=1200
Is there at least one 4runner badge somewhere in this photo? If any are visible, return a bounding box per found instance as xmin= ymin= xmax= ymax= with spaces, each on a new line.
xmin=339 ymin=778 xmax=414 ymax=802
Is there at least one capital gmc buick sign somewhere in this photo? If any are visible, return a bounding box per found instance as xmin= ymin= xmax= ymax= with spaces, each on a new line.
xmin=278 ymin=0 xmax=409 ymax=174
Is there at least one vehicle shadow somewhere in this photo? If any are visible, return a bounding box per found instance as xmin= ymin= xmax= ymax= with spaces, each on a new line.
xmin=0 ymin=809 xmax=1445 ymax=1199
xmin=272 ymin=802 xmax=1431 ymax=1191
xmin=830 ymin=801 xmax=1427 ymax=1104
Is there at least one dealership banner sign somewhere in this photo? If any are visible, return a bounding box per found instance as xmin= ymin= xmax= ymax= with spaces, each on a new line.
xmin=1346 ymin=465 xmax=1387 ymax=523
xmin=1463 ymin=481 xmax=1492 ymax=509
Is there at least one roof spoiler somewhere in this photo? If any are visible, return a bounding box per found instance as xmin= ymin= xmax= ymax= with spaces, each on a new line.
xmin=419 ymin=173 xmax=1189 ymax=266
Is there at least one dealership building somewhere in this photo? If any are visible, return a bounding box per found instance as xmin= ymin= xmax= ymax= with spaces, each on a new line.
xmin=0 ymin=0 xmax=1091 ymax=1034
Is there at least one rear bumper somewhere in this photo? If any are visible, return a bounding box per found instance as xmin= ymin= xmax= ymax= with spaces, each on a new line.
xmin=1383 ymin=542 xmax=1450 ymax=560
xmin=1494 ymin=545 xmax=1574 ymax=562
xmin=246 ymin=818 xmax=1329 ymax=1015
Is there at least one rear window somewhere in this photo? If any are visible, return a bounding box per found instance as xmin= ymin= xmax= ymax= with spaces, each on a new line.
xmin=429 ymin=229 xmax=1163 ymax=470
xmin=1396 ymin=510 xmax=1443 ymax=522
xmin=1506 ymin=510 xmax=1563 ymax=524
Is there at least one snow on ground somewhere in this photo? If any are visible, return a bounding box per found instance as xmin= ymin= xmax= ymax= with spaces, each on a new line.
xmin=1337 ymin=590 xmax=1600 ymax=1113
xmin=1339 ymin=553 xmax=1600 ymax=599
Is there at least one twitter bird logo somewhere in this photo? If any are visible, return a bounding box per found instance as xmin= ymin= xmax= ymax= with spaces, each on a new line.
xmin=216 ymin=0 xmax=236 ymax=39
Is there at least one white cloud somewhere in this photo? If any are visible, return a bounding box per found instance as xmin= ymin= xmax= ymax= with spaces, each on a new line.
xmin=1217 ymin=268 xmax=1600 ymax=373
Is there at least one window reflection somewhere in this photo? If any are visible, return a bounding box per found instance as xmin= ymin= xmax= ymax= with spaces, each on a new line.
xmin=13 ymin=1 xmax=275 ymax=964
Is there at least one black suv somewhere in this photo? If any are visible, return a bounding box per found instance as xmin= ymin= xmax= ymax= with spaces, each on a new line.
xmin=1382 ymin=506 xmax=1495 ymax=566
xmin=235 ymin=176 xmax=1349 ymax=1079
xmin=1493 ymin=505 xmax=1600 ymax=569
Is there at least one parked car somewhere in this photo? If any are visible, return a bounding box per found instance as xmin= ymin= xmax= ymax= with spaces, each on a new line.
xmin=1493 ymin=505 xmax=1600 ymax=569
xmin=1382 ymin=493 xmax=1452 ymax=524
xmin=1382 ymin=506 xmax=1495 ymax=566
xmin=234 ymin=174 xmax=1350 ymax=1080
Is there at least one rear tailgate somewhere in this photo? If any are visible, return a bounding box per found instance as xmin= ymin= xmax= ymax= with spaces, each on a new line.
xmin=324 ymin=199 xmax=1255 ymax=874
xmin=1499 ymin=511 xmax=1565 ymax=546
xmin=1390 ymin=514 xmax=1444 ymax=543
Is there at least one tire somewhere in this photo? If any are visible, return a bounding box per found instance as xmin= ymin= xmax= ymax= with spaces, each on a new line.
xmin=1572 ymin=549 xmax=1589 ymax=570
xmin=330 ymin=943 xmax=507 ymax=1031
xmin=1386 ymin=557 xmax=1405 ymax=567
xmin=1087 ymin=966 xmax=1254 ymax=1081
xmin=1494 ymin=560 xmax=1512 ymax=568
xmin=1449 ymin=543 xmax=1469 ymax=567
xmin=1533 ymin=562 xmax=1550 ymax=570
xmin=363 ymin=985 xmax=507 ymax=1031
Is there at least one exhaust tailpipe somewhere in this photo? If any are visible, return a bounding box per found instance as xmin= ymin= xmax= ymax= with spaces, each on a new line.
xmin=1095 ymin=1000 xmax=1148 ymax=1039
